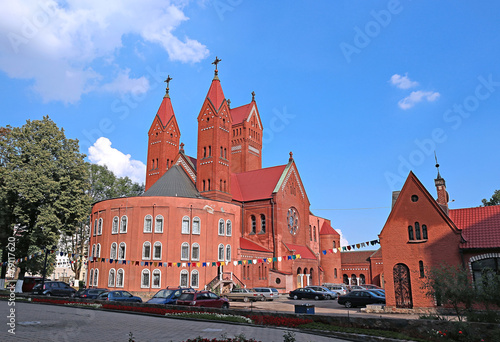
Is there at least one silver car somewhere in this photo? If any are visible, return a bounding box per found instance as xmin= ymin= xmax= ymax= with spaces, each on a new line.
xmin=305 ymin=285 xmax=338 ymax=299
xmin=252 ymin=287 xmax=280 ymax=301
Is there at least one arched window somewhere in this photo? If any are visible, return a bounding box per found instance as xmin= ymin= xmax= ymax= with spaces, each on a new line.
xmin=334 ymin=268 xmax=338 ymax=278
xmin=108 ymin=269 xmax=116 ymax=287
xmin=226 ymin=220 xmax=232 ymax=236
xmin=118 ymin=242 xmax=126 ymax=260
xmin=208 ymin=179 xmax=211 ymax=190
xmin=153 ymin=242 xmax=162 ymax=260
xmin=419 ymin=260 xmax=425 ymax=278
xmin=220 ymin=146 xmax=223 ymax=157
xmin=180 ymin=270 xmax=189 ymax=287
xmin=351 ymin=274 xmax=357 ymax=285
xmin=110 ymin=243 xmax=117 ymax=259
xmin=309 ymin=225 xmax=312 ymax=241
xmin=96 ymin=243 xmax=101 ymax=257
xmin=250 ymin=215 xmax=256 ymax=234
xmin=98 ymin=218 xmax=103 ymax=235
xmin=92 ymin=244 xmax=96 ymax=258
xmin=203 ymin=147 xmax=207 ymax=158
xmin=226 ymin=245 xmax=231 ymax=262
xmin=218 ymin=244 xmax=224 ymax=261
xmin=343 ymin=274 xmax=349 ymax=285
xmin=218 ymin=219 xmax=225 ymax=236
xmin=408 ymin=225 xmax=414 ymax=240
xmin=144 ymin=215 xmax=153 ymax=233
xmin=120 ymin=216 xmax=128 ymax=233
xmin=181 ymin=242 xmax=189 ymax=260
xmin=260 ymin=214 xmax=266 ymax=233
xmin=192 ymin=217 xmax=201 ymax=235
xmin=415 ymin=222 xmax=421 ymax=240
xmin=310 ymin=268 xmax=314 ymax=284
xmin=208 ymin=145 xmax=211 ymax=157
xmin=422 ymin=225 xmax=428 ymax=240
xmin=116 ymin=269 xmax=124 ymax=287
xmin=203 ymin=180 xmax=206 ymax=191
xmin=191 ymin=243 xmax=200 ymax=261
xmin=89 ymin=269 xmax=94 ymax=287
xmin=141 ymin=269 xmax=150 ymax=288
xmin=112 ymin=216 xmax=119 ymax=234
xmin=93 ymin=219 xmax=97 ymax=236
xmin=313 ymin=226 xmax=317 ymax=242
xmin=191 ymin=270 xmax=199 ymax=288
xmin=94 ymin=269 xmax=99 ymax=286
xmin=155 ymin=215 xmax=164 ymax=233
xmin=152 ymin=269 xmax=161 ymax=288
xmin=359 ymin=274 xmax=366 ymax=285
xmin=142 ymin=242 xmax=151 ymax=259
xmin=333 ymin=241 xmax=336 ymax=248
xmin=182 ymin=216 xmax=190 ymax=234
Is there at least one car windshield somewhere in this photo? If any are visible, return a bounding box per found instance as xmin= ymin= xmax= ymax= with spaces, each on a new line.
xmin=179 ymin=293 xmax=194 ymax=301
xmin=153 ymin=289 xmax=174 ymax=298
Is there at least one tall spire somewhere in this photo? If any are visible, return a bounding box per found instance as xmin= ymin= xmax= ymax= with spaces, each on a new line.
xmin=434 ymin=151 xmax=442 ymax=179
xmin=212 ymin=56 xmax=221 ymax=80
xmin=164 ymin=75 xmax=172 ymax=98
xmin=434 ymin=151 xmax=449 ymax=213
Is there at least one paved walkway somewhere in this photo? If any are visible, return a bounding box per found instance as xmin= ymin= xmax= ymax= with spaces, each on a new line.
xmin=0 ymin=301 xmax=347 ymax=342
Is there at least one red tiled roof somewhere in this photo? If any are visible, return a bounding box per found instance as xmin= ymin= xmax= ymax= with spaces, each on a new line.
xmin=449 ymin=205 xmax=500 ymax=249
xmin=341 ymin=251 xmax=376 ymax=264
xmin=284 ymin=243 xmax=317 ymax=260
xmin=370 ymin=248 xmax=382 ymax=259
xmin=319 ymin=221 xmax=339 ymax=236
xmin=230 ymin=103 xmax=253 ymax=124
xmin=156 ymin=96 xmax=175 ymax=127
xmin=231 ymin=165 xmax=287 ymax=202
xmin=206 ymin=79 xmax=225 ymax=111
xmin=188 ymin=156 xmax=197 ymax=171
xmin=239 ymin=237 xmax=271 ymax=253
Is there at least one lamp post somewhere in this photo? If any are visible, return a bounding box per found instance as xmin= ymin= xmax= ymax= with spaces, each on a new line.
xmin=41 ymin=246 xmax=56 ymax=292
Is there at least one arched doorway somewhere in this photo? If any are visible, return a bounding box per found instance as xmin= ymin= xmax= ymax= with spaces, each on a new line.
xmin=343 ymin=274 xmax=348 ymax=285
xmin=309 ymin=268 xmax=314 ymax=285
xmin=359 ymin=274 xmax=365 ymax=285
xmin=393 ymin=263 xmax=413 ymax=308
xmin=297 ymin=267 xmax=302 ymax=288
xmin=351 ymin=274 xmax=357 ymax=285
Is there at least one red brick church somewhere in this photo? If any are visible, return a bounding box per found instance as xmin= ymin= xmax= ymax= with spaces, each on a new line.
xmin=86 ymin=59 xmax=343 ymax=294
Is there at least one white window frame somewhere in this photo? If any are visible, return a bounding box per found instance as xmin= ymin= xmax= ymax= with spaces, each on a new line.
xmin=218 ymin=244 xmax=224 ymax=261
xmin=110 ymin=242 xmax=117 ymax=259
xmin=118 ymin=242 xmax=126 ymax=260
xmin=182 ymin=216 xmax=190 ymax=234
xmin=180 ymin=269 xmax=189 ymax=287
xmin=226 ymin=219 xmax=232 ymax=236
xmin=94 ymin=269 xmax=99 ymax=286
xmin=191 ymin=243 xmax=200 ymax=261
xmin=93 ymin=219 xmax=97 ymax=236
xmin=116 ymin=269 xmax=124 ymax=287
xmin=153 ymin=242 xmax=162 ymax=260
xmin=155 ymin=215 xmax=164 ymax=233
xmin=108 ymin=268 xmax=116 ymax=287
xmin=218 ymin=219 xmax=225 ymax=236
xmin=181 ymin=242 xmax=189 ymax=261
xmin=120 ymin=216 xmax=128 ymax=233
xmin=96 ymin=243 xmax=101 ymax=257
xmin=112 ymin=216 xmax=119 ymax=234
xmin=141 ymin=269 xmax=150 ymax=288
xmin=191 ymin=270 xmax=199 ymax=288
xmin=226 ymin=244 xmax=231 ymax=262
xmin=192 ymin=217 xmax=201 ymax=235
xmin=152 ymin=269 xmax=161 ymax=288
xmin=144 ymin=215 xmax=153 ymax=233
xmin=98 ymin=218 xmax=103 ymax=235
xmin=89 ymin=269 xmax=94 ymax=287
xmin=142 ymin=241 xmax=151 ymax=260
xmin=92 ymin=244 xmax=96 ymax=258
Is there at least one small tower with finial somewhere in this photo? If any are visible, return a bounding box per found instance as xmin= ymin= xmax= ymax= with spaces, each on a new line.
xmin=434 ymin=152 xmax=449 ymax=214
xmin=212 ymin=56 xmax=221 ymax=79
xmin=164 ymin=75 xmax=172 ymax=98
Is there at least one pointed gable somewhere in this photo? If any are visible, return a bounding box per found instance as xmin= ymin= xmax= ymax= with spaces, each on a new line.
xmin=240 ymin=237 xmax=272 ymax=253
xmin=230 ymin=102 xmax=262 ymax=128
xmin=156 ymin=96 xmax=176 ymax=127
xmin=450 ymin=205 xmax=500 ymax=249
xmin=231 ymin=165 xmax=287 ymax=202
xmin=319 ymin=221 xmax=339 ymax=236
xmin=206 ymin=78 xmax=226 ymax=112
xmin=174 ymin=152 xmax=197 ymax=184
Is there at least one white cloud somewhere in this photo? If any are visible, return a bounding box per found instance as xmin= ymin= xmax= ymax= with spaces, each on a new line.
xmin=390 ymin=73 xmax=419 ymax=89
xmin=0 ymin=0 xmax=209 ymax=103
xmin=101 ymin=68 xmax=150 ymax=95
xmin=335 ymin=229 xmax=349 ymax=247
xmin=398 ymin=90 xmax=440 ymax=110
xmin=88 ymin=137 xmax=146 ymax=184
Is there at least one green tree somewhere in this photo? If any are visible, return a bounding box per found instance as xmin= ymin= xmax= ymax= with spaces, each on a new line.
xmin=0 ymin=117 xmax=90 ymax=289
xmin=88 ymin=163 xmax=144 ymax=202
xmin=482 ymin=189 xmax=500 ymax=206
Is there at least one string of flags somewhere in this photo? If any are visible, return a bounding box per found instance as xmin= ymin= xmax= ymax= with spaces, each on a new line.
xmin=2 ymin=239 xmax=380 ymax=268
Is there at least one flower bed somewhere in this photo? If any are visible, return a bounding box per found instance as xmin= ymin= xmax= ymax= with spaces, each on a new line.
xmin=247 ymin=314 xmax=313 ymax=328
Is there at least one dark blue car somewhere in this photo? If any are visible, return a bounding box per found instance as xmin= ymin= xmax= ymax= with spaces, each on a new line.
xmin=146 ymin=287 xmax=194 ymax=305
xmin=97 ymin=290 xmax=142 ymax=303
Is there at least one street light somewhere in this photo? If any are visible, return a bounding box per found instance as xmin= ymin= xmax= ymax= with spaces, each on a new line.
xmin=40 ymin=246 xmax=56 ymax=292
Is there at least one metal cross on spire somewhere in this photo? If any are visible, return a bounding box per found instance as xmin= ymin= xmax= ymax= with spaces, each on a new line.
xmin=212 ymin=56 xmax=221 ymax=77
xmin=164 ymin=75 xmax=172 ymax=98
xmin=251 ymin=91 xmax=255 ymax=101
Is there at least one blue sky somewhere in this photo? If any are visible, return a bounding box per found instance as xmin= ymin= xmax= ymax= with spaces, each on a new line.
xmin=1 ymin=0 xmax=499 ymax=247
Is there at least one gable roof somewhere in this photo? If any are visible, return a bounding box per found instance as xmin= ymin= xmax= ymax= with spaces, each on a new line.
xmin=206 ymin=78 xmax=226 ymax=112
xmin=319 ymin=221 xmax=339 ymax=236
xmin=156 ymin=96 xmax=175 ymax=127
xmin=141 ymin=165 xmax=201 ymax=198
xmin=283 ymin=243 xmax=317 ymax=260
xmin=231 ymin=165 xmax=287 ymax=202
xmin=230 ymin=103 xmax=253 ymax=124
xmin=341 ymin=251 xmax=376 ymax=264
xmin=239 ymin=237 xmax=272 ymax=253
xmin=450 ymin=205 xmax=500 ymax=249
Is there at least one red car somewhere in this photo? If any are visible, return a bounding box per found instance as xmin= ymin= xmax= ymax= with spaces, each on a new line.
xmin=176 ymin=291 xmax=229 ymax=309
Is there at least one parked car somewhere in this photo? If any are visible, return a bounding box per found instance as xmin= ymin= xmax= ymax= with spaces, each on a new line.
xmin=31 ymin=281 xmax=76 ymax=297
xmin=146 ymin=287 xmax=194 ymax=305
xmin=289 ymin=287 xmax=328 ymax=300
xmin=367 ymin=289 xmax=385 ymax=297
xmin=362 ymin=284 xmax=383 ymax=290
xmin=176 ymin=291 xmax=229 ymax=309
xmin=74 ymin=288 xmax=109 ymax=299
xmin=97 ymin=290 xmax=142 ymax=303
xmin=337 ymin=290 xmax=386 ymax=308
xmin=305 ymin=285 xmax=338 ymax=299
xmin=322 ymin=283 xmax=348 ymax=296
xmin=252 ymin=287 xmax=279 ymax=301
xmin=225 ymin=288 xmax=264 ymax=302
xmin=22 ymin=276 xmax=43 ymax=293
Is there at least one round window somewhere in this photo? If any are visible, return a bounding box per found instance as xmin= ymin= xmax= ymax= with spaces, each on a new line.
xmin=411 ymin=195 xmax=419 ymax=202
xmin=275 ymin=278 xmax=281 ymax=284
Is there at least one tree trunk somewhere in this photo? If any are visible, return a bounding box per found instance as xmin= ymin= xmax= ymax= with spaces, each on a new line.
xmin=14 ymin=266 xmax=25 ymax=293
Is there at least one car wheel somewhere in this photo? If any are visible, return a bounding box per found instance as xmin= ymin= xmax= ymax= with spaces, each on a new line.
xmin=222 ymin=303 xmax=229 ymax=310
xmin=46 ymin=292 xmax=51 ymax=297
xmin=243 ymin=297 xmax=249 ymax=303
xmin=260 ymin=296 xmax=266 ymax=301
xmin=326 ymin=295 xmax=331 ymax=300
xmin=345 ymin=301 xmax=353 ymax=308
xmin=293 ymin=295 xmax=299 ymax=300
xmin=314 ymin=295 xmax=320 ymax=300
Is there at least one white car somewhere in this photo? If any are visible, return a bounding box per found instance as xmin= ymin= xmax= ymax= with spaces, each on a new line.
xmin=252 ymin=287 xmax=280 ymax=301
